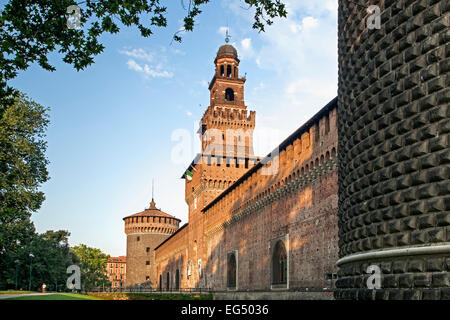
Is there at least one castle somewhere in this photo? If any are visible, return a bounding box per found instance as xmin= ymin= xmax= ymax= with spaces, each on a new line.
xmin=123 ymin=0 xmax=449 ymax=300
xmin=124 ymin=39 xmax=340 ymax=297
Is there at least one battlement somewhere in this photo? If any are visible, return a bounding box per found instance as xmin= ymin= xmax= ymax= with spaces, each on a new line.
xmin=123 ymin=200 xmax=180 ymax=235
xmin=201 ymin=106 xmax=255 ymax=126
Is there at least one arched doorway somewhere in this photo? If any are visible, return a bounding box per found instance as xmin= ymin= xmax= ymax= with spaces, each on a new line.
xmin=175 ymin=269 xmax=180 ymax=290
xmin=227 ymin=252 xmax=237 ymax=289
xmin=272 ymin=240 xmax=287 ymax=285
xmin=166 ymin=272 xmax=170 ymax=291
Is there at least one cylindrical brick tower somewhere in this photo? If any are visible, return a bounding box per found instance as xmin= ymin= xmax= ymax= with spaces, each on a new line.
xmin=123 ymin=199 xmax=180 ymax=288
xmin=336 ymin=0 xmax=449 ymax=300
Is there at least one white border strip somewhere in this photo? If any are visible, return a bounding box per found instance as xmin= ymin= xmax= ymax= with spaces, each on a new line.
xmin=336 ymin=243 xmax=450 ymax=266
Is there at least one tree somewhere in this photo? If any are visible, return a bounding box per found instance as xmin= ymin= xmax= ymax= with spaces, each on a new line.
xmin=0 ymin=0 xmax=287 ymax=106
xmin=0 ymin=93 xmax=50 ymax=265
xmin=71 ymin=244 xmax=110 ymax=291
xmin=0 ymin=226 xmax=76 ymax=291
xmin=0 ymin=219 xmax=35 ymax=289
xmin=31 ymin=230 xmax=77 ymax=291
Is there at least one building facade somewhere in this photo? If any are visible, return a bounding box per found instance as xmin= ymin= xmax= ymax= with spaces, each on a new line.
xmin=153 ymin=42 xmax=340 ymax=295
xmin=106 ymin=256 xmax=126 ymax=288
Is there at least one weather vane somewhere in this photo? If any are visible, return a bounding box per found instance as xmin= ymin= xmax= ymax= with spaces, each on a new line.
xmin=225 ymin=29 xmax=231 ymax=43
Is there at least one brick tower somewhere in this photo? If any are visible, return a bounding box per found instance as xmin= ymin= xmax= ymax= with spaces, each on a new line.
xmin=181 ymin=38 xmax=260 ymax=287
xmin=336 ymin=0 xmax=449 ymax=300
xmin=123 ymin=198 xmax=180 ymax=288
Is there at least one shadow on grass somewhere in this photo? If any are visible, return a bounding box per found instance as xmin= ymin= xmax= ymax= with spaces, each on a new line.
xmin=87 ymin=292 xmax=213 ymax=300
xmin=5 ymin=293 xmax=103 ymax=300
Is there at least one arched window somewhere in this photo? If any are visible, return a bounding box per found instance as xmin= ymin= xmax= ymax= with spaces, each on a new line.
xmin=272 ymin=240 xmax=287 ymax=285
xmin=227 ymin=65 xmax=232 ymax=77
xmin=225 ymin=88 xmax=234 ymax=101
xmin=220 ymin=65 xmax=224 ymax=76
xmin=227 ymin=252 xmax=237 ymax=289
xmin=175 ymin=269 xmax=180 ymax=290
xmin=159 ymin=274 xmax=162 ymax=291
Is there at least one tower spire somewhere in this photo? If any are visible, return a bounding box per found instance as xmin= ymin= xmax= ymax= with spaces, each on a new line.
xmin=150 ymin=179 xmax=156 ymax=209
xmin=225 ymin=29 xmax=231 ymax=44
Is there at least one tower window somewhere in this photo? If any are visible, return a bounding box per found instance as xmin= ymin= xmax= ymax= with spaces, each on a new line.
xmin=220 ymin=65 xmax=224 ymax=76
xmin=146 ymin=261 xmax=150 ymax=265
xmin=225 ymin=88 xmax=234 ymax=101
xmin=137 ymin=236 xmax=140 ymax=241
xmin=227 ymin=65 xmax=232 ymax=77
xmin=146 ymin=247 xmax=150 ymax=252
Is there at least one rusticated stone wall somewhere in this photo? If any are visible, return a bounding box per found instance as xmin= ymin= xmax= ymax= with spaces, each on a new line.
xmin=336 ymin=0 xmax=449 ymax=300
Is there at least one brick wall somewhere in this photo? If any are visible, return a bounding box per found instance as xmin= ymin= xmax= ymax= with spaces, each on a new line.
xmin=155 ymin=99 xmax=339 ymax=291
xmin=126 ymin=232 xmax=172 ymax=287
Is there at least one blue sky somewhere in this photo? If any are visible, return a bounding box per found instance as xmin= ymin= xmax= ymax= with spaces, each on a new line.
xmin=10 ymin=0 xmax=338 ymax=256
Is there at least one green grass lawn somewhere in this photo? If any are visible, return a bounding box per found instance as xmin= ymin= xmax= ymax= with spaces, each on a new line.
xmin=4 ymin=293 xmax=103 ymax=300
xmin=0 ymin=291 xmax=36 ymax=295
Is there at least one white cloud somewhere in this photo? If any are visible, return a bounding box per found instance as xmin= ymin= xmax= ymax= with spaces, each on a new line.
xmin=186 ymin=111 xmax=193 ymax=117
xmin=302 ymin=16 xmax=319 ymax=30
xmin=143 ymin=64 xmax=173 ymax=78
xmin=237 ymin=38 xmax=255 ymax=60
xmin=126 ymin=59 xmax=173 ymax=79
xmin=122 ymin=48 xmax=173 ymax=79
xmin=127 ymin=59 xmax=143 ymax=72
xmin=120 ymin=48 xmax=154 ymax=62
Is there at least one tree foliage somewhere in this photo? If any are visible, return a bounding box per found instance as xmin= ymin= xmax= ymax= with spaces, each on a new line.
xmin=71 ymin=244 xmax=110 ymax=291
xmin=0 ymin=227 xmax=77 ymax=291
xmin=0 ymin=92 xmax=50 ymax=257
xmin=0 ymin=0 xmax=287 ymax=105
